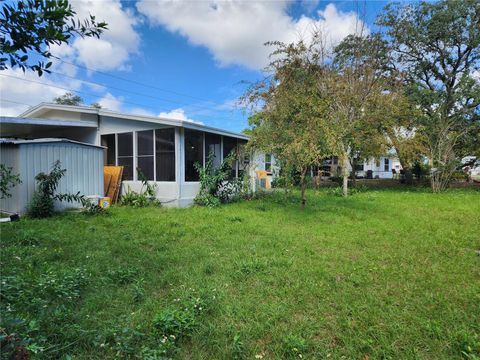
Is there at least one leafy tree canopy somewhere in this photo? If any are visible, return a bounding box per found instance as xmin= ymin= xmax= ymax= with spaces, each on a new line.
xmin=0 ymin=0 xmax=107 ymax=76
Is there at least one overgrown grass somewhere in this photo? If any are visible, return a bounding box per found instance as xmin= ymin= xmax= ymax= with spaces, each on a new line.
xmin=1 ymin=188 xmax=479 ymax=359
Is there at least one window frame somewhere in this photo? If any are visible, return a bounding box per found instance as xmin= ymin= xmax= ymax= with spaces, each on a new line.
xmin=265 ymin=153 xmax=272 ymax=173
xmin=117 ymin=132 xmax=134 ymax=181
xmin=155 ymin=128 xmax=176 ymax=182
xmin=136 ymin=130 xmax=155 ymax=181
xmin=384 ymin=158 xmax=389 ymax=172
xmin=184 ymin=129 xmax=204 ymax=182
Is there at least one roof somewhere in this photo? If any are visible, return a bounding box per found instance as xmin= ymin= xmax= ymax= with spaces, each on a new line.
xmin=1 ymin=116 xmax=97 ymax=128
xmin=20 ymin=103 xmax=249 ymax=140
xmin=0 ymin=137 xmax=104 ymax=149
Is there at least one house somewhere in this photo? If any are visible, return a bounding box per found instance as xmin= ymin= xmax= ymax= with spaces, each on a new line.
xmin=327 ymin=153 xmax=402 ymax=180
xmin=1 ymin=103 xmax=277 ymax=209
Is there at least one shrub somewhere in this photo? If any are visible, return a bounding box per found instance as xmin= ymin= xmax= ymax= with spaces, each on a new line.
xmin=451 ymin=170 xmax=468 ymax=182
xmin=26 ymin=161 xmax=85 ymax=218
xmin=0 ymin=164 xmax=21 ymax=199
xmin=194 ymin=151 xmax=240 ymax=207
xmin=120 ymin=169 xmax=160 ymax=207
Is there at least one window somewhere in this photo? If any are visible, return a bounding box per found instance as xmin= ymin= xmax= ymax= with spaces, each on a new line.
xmin=223 ymin=136 xmax=238 ymax=178
xmin=117 ymin=132 xmax=133 ymax=180
xmin=354 ymin=163 xmax=364 ymax=171
xmin=265 ymin=154 xmax=272 ymax=173
xmin=137 ymin=130 xmax=154 ymax=180
xmin=101 ymin=134 xmax=115 ymax=166
xmin=384 ymin=158 xmax=389 ymax=172
xmin=205 ymin=133 xmax=221 ymax=169
xmin=184 ymin=129 xmax=203 ymax=181
xmin=156 ymin=128 xmax=175 ymax=181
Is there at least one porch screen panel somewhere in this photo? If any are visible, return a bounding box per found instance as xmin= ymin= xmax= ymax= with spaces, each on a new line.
xmin=101 ymin=134 xmax=115 ymax=165
xmin=117 ymin=132 xmax=133 ymax=180
xmin=205 ymin=133 xmax=221 ymax=169
xmin=184 ymin=129 xmax=203 ymax=182
xmin=223 ymin=136 xmax=238 ymax=178
xmin=137 ymin=130 xmax=154 ymax=180
xmin=156 ymin=128 xmax=175 ymax=181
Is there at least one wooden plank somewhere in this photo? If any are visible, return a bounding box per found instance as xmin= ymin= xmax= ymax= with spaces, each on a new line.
xmin=104 ymin=166 xmax=124 ymax=203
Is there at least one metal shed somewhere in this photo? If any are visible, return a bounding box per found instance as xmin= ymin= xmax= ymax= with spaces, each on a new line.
xmin=0 ymin=138 xmax=103 ymax=214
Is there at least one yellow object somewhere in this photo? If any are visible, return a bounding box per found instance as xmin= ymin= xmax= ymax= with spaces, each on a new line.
xmin=98 ymin=197 xmax=111 ymax=209
xmin=255 ymin=170 xmax=271 ymax=190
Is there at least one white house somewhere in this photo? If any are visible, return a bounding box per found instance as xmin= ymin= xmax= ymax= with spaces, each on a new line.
xmin=1 ymin=103 xmax=277 ymax=208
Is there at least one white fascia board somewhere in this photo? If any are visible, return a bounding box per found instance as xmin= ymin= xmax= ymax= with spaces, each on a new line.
xmin=1 ymin=116 xmax=97 ymax=128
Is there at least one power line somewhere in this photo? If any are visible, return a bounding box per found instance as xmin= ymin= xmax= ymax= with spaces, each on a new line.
xmin=57 ymin=59 xmax=223 ymax=105
xmin=0 ymin=74 xmax=242 ymax=124
xmin=1 ymin=99 xmax=33 ymax=108
xmin=0 ymin=73 xmax=194 ymax=114
xmin=47 ymin=69 xmax=236 ymax=115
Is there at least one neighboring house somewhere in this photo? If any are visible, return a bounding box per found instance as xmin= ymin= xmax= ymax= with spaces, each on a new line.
xmin=1 ymin=103 xmax=276 ymax=208
xmin=328 ymin=153 xmax=402 ymax=179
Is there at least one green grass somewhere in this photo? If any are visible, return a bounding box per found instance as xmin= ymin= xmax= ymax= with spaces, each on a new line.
xmin=1 ymin=188 xmax=480 ymax=359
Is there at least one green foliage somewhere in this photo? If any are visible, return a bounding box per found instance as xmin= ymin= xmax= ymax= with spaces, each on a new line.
xmin=231 ymin=334 xmax=246 ymax=359
xmin=327 ymin=184 xmax=368 ymax=197
xmin=53 ymin=92 xmax=83 ymax=106
xmin=282 ymin=334 xmax=309 ymax=359
xmin=194 ymin=151 xmax=241 ymax=207
xmin=377 ymin=0 xmax=480 ymax=191
xmin=120 ymin=169 xmax=161 ymax=208
xmin=26 ymin=160 xmax=85 ymax=218
xmin=0 ymin=0 xmax=107 ymax=76
xmin=0 ymin=164 xmax=21 ymax=199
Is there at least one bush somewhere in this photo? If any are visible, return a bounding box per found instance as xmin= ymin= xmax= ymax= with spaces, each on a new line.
xmin=120 ymin=169 xmax=161 ymax=207
xmin=26 ymin=161 xmax=84 ymax=218
xmin=194 ymin=152 xmax=241 ymax=207
xmin=451 ymin=170 xmax=468 ymax=182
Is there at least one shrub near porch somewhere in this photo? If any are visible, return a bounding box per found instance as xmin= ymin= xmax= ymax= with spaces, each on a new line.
xmin=1 ymin=188 xmax=479 ymax=359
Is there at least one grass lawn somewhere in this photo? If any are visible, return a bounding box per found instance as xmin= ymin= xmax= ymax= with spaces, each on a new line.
xmin=1 ymin=188 xmax=479 ymax=359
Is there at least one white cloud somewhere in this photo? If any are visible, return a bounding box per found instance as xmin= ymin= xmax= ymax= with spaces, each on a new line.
xmin=158 ymin=108 xmax=203 ymax=124
xmin=51 ymin=0 xmax=141 ymax=71
xmin=98 ymin=92 xmax=123 ymax=111
xmin=136 ymin=1 xmax=366 ymax=70
xmin=0 ymin=68 xmax=83 ymax=116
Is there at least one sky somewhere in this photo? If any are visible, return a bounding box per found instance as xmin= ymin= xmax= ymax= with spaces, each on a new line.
xmin=0 ymin=0 xmax=389 ymax=133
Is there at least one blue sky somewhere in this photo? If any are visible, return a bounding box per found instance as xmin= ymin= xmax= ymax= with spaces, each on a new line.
xmin=1 ymin=0 xmax=390 ymax=133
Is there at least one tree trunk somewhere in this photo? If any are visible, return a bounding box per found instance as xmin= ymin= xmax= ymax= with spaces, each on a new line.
xmin=342 ymin=156 xmax=349 ymax=197
xmin=350 ymin=157 xmax=357 ymax=188
xmin=300 ymin=167 xmax=307 ymax=209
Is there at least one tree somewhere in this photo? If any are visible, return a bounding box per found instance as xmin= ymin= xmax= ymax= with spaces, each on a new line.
xmin=243 ymin=37 xmax=330 ymax=209
xmin=1 ymin=0 xmax=107 ymax=76
xmin=377 ymin=0 xmax=480 ymax=192
xmin=318 ymin=33 xmax=399 ymax=196
xmin=53 ymin=92 xmax=102 ymax=108
xmin=54 ymin=92 xmax=83 ymax=105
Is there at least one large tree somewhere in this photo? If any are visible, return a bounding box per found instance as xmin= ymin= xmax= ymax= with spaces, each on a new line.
xmin=318 ymin=33 xmax=401 ymax=196
xmin=0 ymin=0 xmax=107 ymax=76
xmin=377 ymin=0 xmax=480 ymax=192
xmin=243 ymin=38 xmax=330 ymax=208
